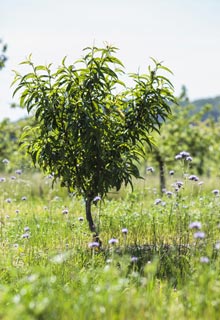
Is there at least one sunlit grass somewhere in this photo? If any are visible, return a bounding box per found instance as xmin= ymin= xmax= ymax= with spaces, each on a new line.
xmin=0 ymin=164 xmax=220 ymax=319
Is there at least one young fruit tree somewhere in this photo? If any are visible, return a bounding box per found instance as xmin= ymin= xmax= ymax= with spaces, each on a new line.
xmin=12 ymin=44 xmax=176 ymax=237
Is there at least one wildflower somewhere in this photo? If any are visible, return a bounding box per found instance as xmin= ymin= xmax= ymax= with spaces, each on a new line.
xmin=189 ymin=175 xmax=199 ymax=181
xmin=10 ymin=176 xmax=16 ymax=180
xmin=189 ymin=221 xmax=202 ymax=230
xmin=24 ymin=227 xmax=30 ymax=232
xmin=0 ymin=177 xmax=6 ymax=182
xmin=13 ymin=243 xmax=19 ymax=248
xmin=5 ymin=215 xmax=10 ymax=219
xmin=93 ymin=196 xmax=101 ymax=204
xmin=215 ymin=242 xmax=220 ymax=250
xmin=212 ymin=189 xmax=219 ymax=196
xmin=175 ymin=154 xmax=182 ymax=160
xmin=15 ymin=209 xmax=20 ymax=214
xmin=15 ymin=169 xmax=22 ymax=175
xmin=155 ymin=198 xmax=162 ymax=205
xmin=62 ymin=209 xmax=69 ymax=214
xmin=180 ymin=151 xmax=190 ymax=158
xmin=194 ymin=231 xmax=205 ymax=239
xmin=21 ymin=233 xmax=29 ymax=239
xmin=200 ymin=256 xmax=209 ymax=263
xmin=122 ymin=228 xmax=128 ymax=234
xmin=146 ymin=167 xmax=154 ymax=173
xmin=166 ymin=191 xmax=173 ymax=197
xmin=78 ymin=217 xmax=84 ymax=222
xmin=186 ymin=156 xmax=193 ymax=161
xmin=21 ymin=196 xmax=27 ymax=201
xmin=198 ymin=181 xmax=204 ymax=186
xmin=169 ymin=170 xmax=175 ymax=175
xmin=2 ymin=158 xmax=9 ymax=164
xmin=88 ymin=242 xmax=99 ymax=248
xmin=108 ymin=238 xmax=118 ymax=245
xmin=5 ymin=198 xmax=12 ymax=203
xmin=106 ymin=259 xmax=112 ymax=264
xmin=131 ymin=256 xmax=138 ymax=263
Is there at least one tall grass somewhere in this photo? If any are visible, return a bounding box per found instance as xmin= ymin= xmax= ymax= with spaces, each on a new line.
xmin=0 ymin=159 xmax=220 ymax=319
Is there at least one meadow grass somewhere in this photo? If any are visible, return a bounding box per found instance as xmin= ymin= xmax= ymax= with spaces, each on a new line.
xmin=0 ymin=164 xmax=220 ymax=319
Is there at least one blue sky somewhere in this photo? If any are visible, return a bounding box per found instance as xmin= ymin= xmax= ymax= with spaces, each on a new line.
xmin=1 ymin=0 xmax=220 ymax=121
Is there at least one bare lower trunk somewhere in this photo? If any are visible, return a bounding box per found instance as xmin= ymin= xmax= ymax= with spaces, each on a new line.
xmin=85 ymin=197 xmax=96 ymax=233
xmin=156 ymin=153 xmax=166 ymax=194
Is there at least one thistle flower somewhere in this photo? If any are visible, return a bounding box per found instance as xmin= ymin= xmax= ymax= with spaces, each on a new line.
xmin=62 ymin=209 xmax=69 ymax=214
xmin=194 ymin=231 xmax=205 ymax=239
xmin=189 ymin=221 xmax=202 ymax=230
xmin=15 ymin=169 xmax=22 ymax=175
xmin=10 ymin=176 xmax=16 ymax=180
xmin=21 ymin=233 xmax=29 ymax=239
xmin=186 ymin=156 xmax=193 ymax=161
xmin=146 ymin=167 xmax=154 ymax=173
xmin=122 ymin=228 xmax=128 ymax=234
xmin=93 ymin=196 xmax=101 ymax=202
xmin=169 ymin=170 xmax=175 ymax=175
xmin=166 ymin=191 xmax=173 ymax=197
xmin=0 ymin=177 xmax=6 ymax=182
xmin=131 ymin=256 xmax=138 ymax=263
xmin=180 ymin=151 xmax=190 ymax=158
xmin=212 ymin=189 xmax=219 ymax=196
xmin=5 ymin=198 xmax=12 ymax=203
xmin=200 ymin=256 xmax=209 ymax=263
xmin=78 ymin=217 xmax=84 ymax=222
xmin=24 ymin=226 xmax=30 ymax=232
xmin=189 ymin=175 xmax=199 ymax=182
xmin=21 ymin=196 xmax=27 ymax=201
xmin=88 ymin=242 xmax=99 ymax=248
xmin=155 ymin=198 xmax=162 ymax=205
xmin=2 ymin=158 xmax=9 ymax=164
xmin=108 ymin=238 xmax=118 ymax=245
xmin=215 ymin=242 xmax=220 ymax=250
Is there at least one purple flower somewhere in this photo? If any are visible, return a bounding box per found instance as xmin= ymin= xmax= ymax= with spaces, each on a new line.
xmin=122 ymin=228 xmax=128 ymax=234
xmin=108 ymin=238 xmax=118 ymax=245
xmin=189 ymin=221 xmax=202 ymax=230
xmin=215 ymin=242 xmax=220 ymax=250
xmin=93 ymin=196 xmax=101 ymax=202
xmin=5 ymin=198 xmax=12 ymax=203
xmin=189 ymin=175 xmax=199 ymax=182
xmin=186 ymin=156 xmax=193 ymax=162
xmin=200 ymin=256 xmax=209 ymax=263
xmin=0 ymin=177 xmax=6 ymax=182
xmin=78 ymin=217 xmax=84 ymax=222
xmin=155 ymin=198 xmax=162 ymax=205
xmin=146 ymin=166 xmax=154 ymax=173
xmin=212 ymin=189 xmax=219 ymax=196
xmin=180 ymin=151 xmax=190 ymax=158
xmin=166 ymin=191 xmax=173 ymax=197
xmin=21 ymin=196 xmax=27 ymax=201
xmin=88 ymin=242 xmax=99 ymax=248
xmin=24 ymin=226 xmax=30 ymax=232
xmin=21 ymin=233 xmax=29 ymax=239
xmin=175 ymin=154 xmax=182 ymax=160
xmin=2 ymin=159 xmax=9 ymax=164
xmin=131 ymin=256 xmax=138 ymax=263
xmin=169 ymin=170 xmax=175 ymax=176
xmin=62 ymin=209 xmax=69 ymax=214
xmin=15 ymin=169 xmax=22 ymax=175
xmin=10 ymin=176 xmax=16 ymax=180
xmin=194 ymin=231 xmax=205 ymax=239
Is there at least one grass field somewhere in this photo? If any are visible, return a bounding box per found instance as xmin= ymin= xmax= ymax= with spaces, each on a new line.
xmin=0 ymin=163 xmax=220 ymax=319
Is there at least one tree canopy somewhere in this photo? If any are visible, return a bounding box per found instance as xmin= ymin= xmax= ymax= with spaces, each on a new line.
xmin=13 ymin=44 xmax=176 ymax=234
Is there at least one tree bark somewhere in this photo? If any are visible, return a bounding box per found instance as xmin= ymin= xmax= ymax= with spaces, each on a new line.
xmin=85 ymin=197 xmax=96 ymax=233
xmin=156 ymin=152 xmax=166 ymax=194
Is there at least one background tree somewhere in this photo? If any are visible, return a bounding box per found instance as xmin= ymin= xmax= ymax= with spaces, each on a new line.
xmin=0 ymin=39 xmax=7 ymax=70
xmin=12 ymin=44 xmax=176 ymax=237
xmin=147 ymin=102 xmax=215 ymax=192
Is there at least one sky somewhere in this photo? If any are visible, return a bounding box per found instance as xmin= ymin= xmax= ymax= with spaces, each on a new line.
xmin=1 ymin=0 xmax=220 ymax=121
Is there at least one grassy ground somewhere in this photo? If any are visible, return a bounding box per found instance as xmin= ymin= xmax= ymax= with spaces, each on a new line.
xmin=0 ymin=166 xmax=220 ymax=319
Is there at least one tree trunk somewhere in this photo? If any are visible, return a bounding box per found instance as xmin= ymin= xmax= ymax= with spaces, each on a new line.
xmin=85 ymin=197 xmax=96 ymax=233
xmin=156 ymin=153 xmax=166 ymax=194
